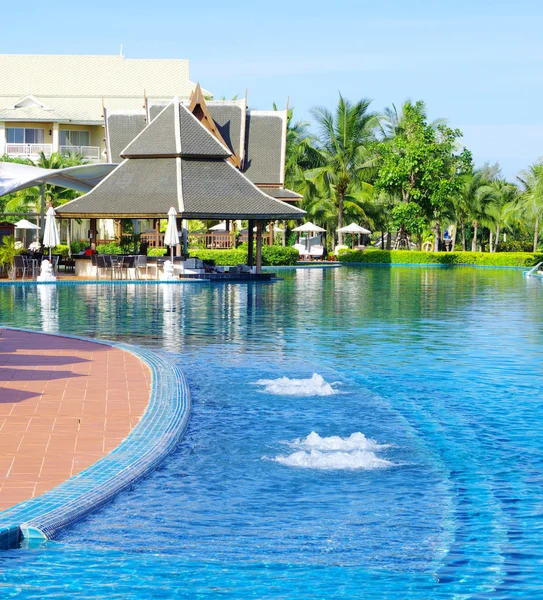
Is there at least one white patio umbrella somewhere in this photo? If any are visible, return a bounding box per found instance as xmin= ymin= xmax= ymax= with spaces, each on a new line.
xmin=14 ymin=219 xmax=40 ymax=230
xmin=292 ymin=221 xmax=326 ymax=250
xmin=337 ymin=223 xmax=372 ymax=248
xmin=42 ymin=206 xmax=60 ymax=260
xmin=164 ymin=206 xmax=180 ymax=260
xmin=209 ymin=221 xmax=227 ymax=231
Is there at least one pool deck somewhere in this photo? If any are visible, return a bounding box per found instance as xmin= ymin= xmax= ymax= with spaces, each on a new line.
xmin=0 ymin=329 xmax=151 ymax=513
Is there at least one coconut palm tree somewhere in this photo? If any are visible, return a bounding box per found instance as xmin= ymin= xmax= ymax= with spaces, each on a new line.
xmin=306 ymin=94 xmax=380 ymax=244
xmin=484 ymin=180 xmax=519 ymax=252
xmin=518 ymin=161 xmax=543 ymax=252
xmin=454 ymin=169 xmax=495 ymax=251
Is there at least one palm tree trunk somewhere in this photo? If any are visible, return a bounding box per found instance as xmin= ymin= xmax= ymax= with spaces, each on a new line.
xmin=434 ymin=220 xmax=441 ymax=252
xmin=451 ymin=223 xmax=457 ymax=250
xmin=461 ymin=220 xmax=466 ymax=251
xmin=337 ymin=191 xmax=344 ymax=245
xmin=381 ymin=231 xmax=385 ymax=250
xmin=494 ymin=226 xmax=500 ymax=252
xmin=534 ymin=216 xmax=540 ymax=252
xmin=471 ymin=221 xmax=478 ymax=252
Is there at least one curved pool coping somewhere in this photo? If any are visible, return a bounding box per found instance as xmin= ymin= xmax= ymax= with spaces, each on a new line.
xmin=0 ymin=328 xmax=190 ymax=549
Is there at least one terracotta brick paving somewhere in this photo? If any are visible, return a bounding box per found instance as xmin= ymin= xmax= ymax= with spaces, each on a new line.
xmin=0 ymin=329 xmax=151 ymax=512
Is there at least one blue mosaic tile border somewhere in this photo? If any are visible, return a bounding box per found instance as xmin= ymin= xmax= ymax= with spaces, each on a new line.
xmin=0 ymin=328 xmax=191 ymax=548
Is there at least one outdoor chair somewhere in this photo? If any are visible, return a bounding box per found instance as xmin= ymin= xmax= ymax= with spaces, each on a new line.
xmin=119 ymin=255 xmax=136 ymax=280
xmin=96 ymin=255 xmax=113 ymax=280
xmin=135 ymin=255 xmax=154 ymax=279
xmin=50 ymin=255 xmax=60 ymax=275
xmin=13 ymin=255 xmax=27 ymax=280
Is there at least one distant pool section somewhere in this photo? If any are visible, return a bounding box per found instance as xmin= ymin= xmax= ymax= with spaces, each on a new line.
xmin=0 ymin=329 xmax=191 ymax=549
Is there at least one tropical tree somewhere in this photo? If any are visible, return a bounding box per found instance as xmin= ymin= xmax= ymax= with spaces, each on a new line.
xmin=517 ymin=161 xmax=543 ymax=252
xmin=374 ymin=100 xmax=472 ymax=250
xmin=306 ymin=94 xmax=380 ymax=244
xmin=484 ymin=179 xmax=519 ymax=252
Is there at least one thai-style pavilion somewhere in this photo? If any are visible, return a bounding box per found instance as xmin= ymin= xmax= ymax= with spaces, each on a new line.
xmin=56 ymin=88 xmax=304 ymax=270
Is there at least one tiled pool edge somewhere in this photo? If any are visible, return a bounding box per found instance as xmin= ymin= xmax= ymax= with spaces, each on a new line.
xmin=0 ymin=328 xmax=191 ymax=550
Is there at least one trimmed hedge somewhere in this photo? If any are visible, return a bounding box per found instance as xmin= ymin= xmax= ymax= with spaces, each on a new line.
xmin=338 ymin=249 xmax=543 ymax=267
xmin=188 ymin=246 xmax=299 ymax=266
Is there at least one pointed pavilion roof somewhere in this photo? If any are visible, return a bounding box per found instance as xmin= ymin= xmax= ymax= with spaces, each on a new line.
xmin=57 ymin=97 xmax=305 ymax=220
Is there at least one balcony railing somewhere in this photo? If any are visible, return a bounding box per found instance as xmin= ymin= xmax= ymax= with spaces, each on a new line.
xmin=5 ymin=143 xmax=53 ymax=158
xmin=60 ymin=145 xmax=101 ymax=161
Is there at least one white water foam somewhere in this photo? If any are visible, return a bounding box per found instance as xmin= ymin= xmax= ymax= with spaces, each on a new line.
xmin=254 ymin=373 xmax=339 ymax=397
xmin=273 ymin=432 xmax=393 ymax=471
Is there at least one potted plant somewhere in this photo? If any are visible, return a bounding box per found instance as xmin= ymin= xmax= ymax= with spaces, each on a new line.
xmin=0 ymin=236 xmax=22 ymax=279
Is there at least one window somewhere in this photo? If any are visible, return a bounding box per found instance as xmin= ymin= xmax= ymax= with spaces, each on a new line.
xmin=60 ymin=130 xmax=90 ymax=147
xmin=7 ymin=128 xmax=45 ymax=144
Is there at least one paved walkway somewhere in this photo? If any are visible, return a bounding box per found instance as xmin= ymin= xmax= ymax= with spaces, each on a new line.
xmin=0 ymin=329 xmax=151 ymax=512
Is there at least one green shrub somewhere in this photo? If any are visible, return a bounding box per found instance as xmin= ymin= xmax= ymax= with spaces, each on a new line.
xmin=96 ymin=242 xmax=123 ymax=255
xmin=188 ymin=246 xmax=298 ymax=266
xmin=70 ymin=241 xmax=87 ymax=254
xmin=53 ymin=244 xmax=70 ymax=258
xmin=148 ymin=248 xmax=167 ymax=256
xmin=495 ymin=241 xmax=534 ymax=253
xmin=338 ymin=249 xmax=543 ymax=267
xmin=261 ymin=245 xmax=299 ymax=266
xmin=189 ymin=249 xmax=248 ymax=266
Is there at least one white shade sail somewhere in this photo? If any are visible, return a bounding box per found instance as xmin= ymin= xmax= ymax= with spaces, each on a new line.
xmin=337 ymin=223 xmax=371 ymax=234
xmin=292 ymin=221 xmax=326 ymax=233
xmin=42 ymin=206 xmax=60 ymax=249
xmin=164 ymin=206 xmax=180 ymax=247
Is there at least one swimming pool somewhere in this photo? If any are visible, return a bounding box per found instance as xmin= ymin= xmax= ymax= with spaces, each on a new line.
xmin=0 ymin=266 xmax=542 ymax=598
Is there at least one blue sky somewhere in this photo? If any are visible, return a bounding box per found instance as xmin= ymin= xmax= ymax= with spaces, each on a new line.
xmin=2 ymin=0 xmax=542 ymax=178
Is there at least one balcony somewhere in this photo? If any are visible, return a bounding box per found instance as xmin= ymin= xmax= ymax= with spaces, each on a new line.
xmin=5 ymin=143 xmax=53 ymax=158
xmin=60 ymin=145 xmax=101 ymax=161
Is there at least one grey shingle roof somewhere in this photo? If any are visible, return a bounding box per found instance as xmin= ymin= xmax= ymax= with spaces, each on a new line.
xmin=57 ymin=159 xmax=178 ymax=216
xmin=243 ymin=111 xmax=286 ymax=185
xmin=207 ymin=102 xmax=244 ymax=160
xmin=179 ymin=105 xmax=231 ymax=158
xmin=107 ymin=112 xmax=146 ymax=163
xmin=181 ymin=160 xmax=303 ymax=219
xmin=119 ymin=101 xmax=232 ymax=159
xmin=121 ymin=104 xmax=177 ymax=158
xmin=148 ymin=101 xmax=169 ymax=122
xmin=57 ymin=157 xmax=305 ymax=220
xmin=59 ymin=98 xmax=304 ymax=220
xmin=259 ymin=187 xmax=302 ymax=200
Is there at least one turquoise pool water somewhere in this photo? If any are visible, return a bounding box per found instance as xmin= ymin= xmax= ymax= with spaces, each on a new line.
xmin=0 ymin=266 xmax=542 ymax=598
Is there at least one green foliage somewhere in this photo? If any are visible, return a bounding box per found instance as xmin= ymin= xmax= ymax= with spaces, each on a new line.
xmin=338 ymin=249 xmax=543 ymax=267
xmin=96 ymin=242 xmax=123 ymax=255
xmin=188 ymin=246 xmax=299 ymax=266
xmin=261 ymin=245 xmax=299 ymax=266
xmin=0 ymin=236 xmax=22 ymax=269
xmin=391 ymin=202 xmax=425 ymax=235
xmin=189 ymin=249 xmax=248 ymax=266
xmin=496 ymin=241 xmax=534 ymax=252
xmin=53 ymin=244 xmax=70 ymax=258
xmin=374 ymin=100 xmax=472 ymax=221
xmin=70 ymin=241 xmax=88 ymax=254
xmin=148 ymin=248 xmax=167 ymax=256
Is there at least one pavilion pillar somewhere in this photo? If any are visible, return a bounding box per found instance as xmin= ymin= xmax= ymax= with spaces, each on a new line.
xmin=255 ymin=221 xmax=263 ymax=274
xmin=39 ymin=184 xmax=46 ymax=242
xmin=89 ymin=218 xmax=97 ymax=250
xmin=182 ymin=218 xmax=188 ymax=256
xmin=247 ymin=219 xmax=254 ymax=267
